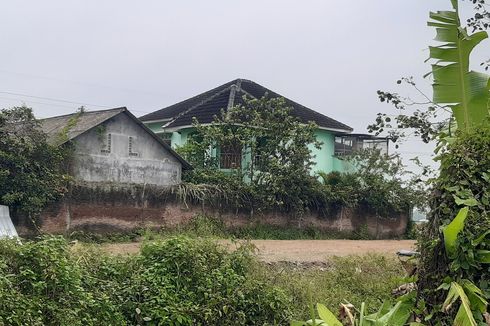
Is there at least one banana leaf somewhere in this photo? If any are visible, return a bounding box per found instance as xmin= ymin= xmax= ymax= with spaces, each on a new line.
xmin=441 ymin=281 xmax=477 ymax=326
xmin=427 ymin=1 xmax=490 ymax=131
xmin=442 ymin=207 xmax=469 ymax=257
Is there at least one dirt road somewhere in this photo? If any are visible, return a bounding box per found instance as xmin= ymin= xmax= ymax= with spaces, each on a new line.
xmin=102 ymin=239 xmax=416 ymax=262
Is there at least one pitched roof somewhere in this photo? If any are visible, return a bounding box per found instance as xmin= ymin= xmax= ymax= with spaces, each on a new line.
xmin=39 ymin=107 xmax=192 ymax=169
xmin=139 ymin=79 xmax=353 ymax=132
xmin=40 ymin=107 xmax=125 ymax=144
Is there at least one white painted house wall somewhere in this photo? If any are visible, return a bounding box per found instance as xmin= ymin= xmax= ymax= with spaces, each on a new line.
xmin=72 ymin=113 xmax=182 ymax=186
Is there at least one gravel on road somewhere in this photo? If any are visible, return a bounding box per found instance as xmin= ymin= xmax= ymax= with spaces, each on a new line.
xmin=102 ymin=239 xmax=416 ymax=262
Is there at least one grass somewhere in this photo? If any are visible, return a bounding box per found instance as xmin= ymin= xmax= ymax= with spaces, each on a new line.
xmin=251 ymin=254 xmax=406 ymax=319
xmin=66 ymin=216 xmax=408 ymax=321
xmin=72 ymin=236 xmax=407 ymax=320
xmin=68 ymin=214 xmax=384 ymax=243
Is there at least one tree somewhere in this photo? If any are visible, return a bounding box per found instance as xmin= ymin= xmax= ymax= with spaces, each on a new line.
xmin=0 ymin=106 xmax=70 ymax=217
xmin=177 ymin=96 xmax=322 ymax=216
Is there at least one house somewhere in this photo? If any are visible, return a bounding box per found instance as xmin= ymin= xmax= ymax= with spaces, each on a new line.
xmin=139 ymin=79 xmax=388 ymax=174
xmin=40 ymin=107 xmax=191 ymax=186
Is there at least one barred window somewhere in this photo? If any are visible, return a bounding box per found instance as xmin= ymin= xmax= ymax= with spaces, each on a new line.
xmin=220 ymin=141 xmax=242 ymax=169
xmin=129 ymin=136 xmax=139 ymax=157
xmin=100 ymin=133 xmax=112 ymax=154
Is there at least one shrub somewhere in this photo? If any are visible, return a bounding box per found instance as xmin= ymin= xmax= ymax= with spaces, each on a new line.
xmin=129 ymin=236 xmax=291 ymax=325
xmin=418 ymin=125 xmax=490 ymax=320
xmin=0 ymin=236 xmax=124 ymax=325
xmin=0 ymin=106 xmax=70 ymax=216
xmin=0 ymin=236 xmax=291 ymax=325
xmin=253 ymin=254 xmax=405 ymax=320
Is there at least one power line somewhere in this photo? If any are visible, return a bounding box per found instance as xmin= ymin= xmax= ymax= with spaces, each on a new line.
xmin=0 ymin=91 xmax=153 ymax=114
xmin=0 ymin=91 xmax=111 ymax=109
xmin=0 ymin=68 xmax=167 ymax=98
xmin=0 ymin=96 xmax=81 ymax=109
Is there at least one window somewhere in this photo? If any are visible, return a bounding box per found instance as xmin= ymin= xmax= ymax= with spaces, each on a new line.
xmin=159 ymin=133 xmax=172 ymax=146
xmin=100 ymin=133 xmax=112 ymax=154
xmin=334 ymin=135 xmax=389 ymax=156
xmin=220 ymin=141 xmax=242 ymax=169
xmin=253 ymin=137 xmax=267 ymax=170
xmin=128 ymin=136 xmax=139 ymax=157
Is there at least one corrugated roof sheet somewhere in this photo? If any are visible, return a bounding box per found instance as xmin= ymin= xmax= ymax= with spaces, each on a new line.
xmin=39 ymin=107 xmax=192 ymax=169
xmin=39 ymin=107 xmax=125 ymax=145
xmin=139 ymin=79 xmax=353 ymax=132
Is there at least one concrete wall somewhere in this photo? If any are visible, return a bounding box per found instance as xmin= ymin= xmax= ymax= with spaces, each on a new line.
xmin=72 ymin=113 xmax=182 ymax=186
xmin=21 ymin=202 xmax=408 ymax=239
xmin=14 ymin=184 xmax=409 ymax=239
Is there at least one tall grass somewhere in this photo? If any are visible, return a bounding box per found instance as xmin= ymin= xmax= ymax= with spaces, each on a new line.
xmin=68 ymin=214 xmax=383 ymax=243
xmin=251 ymin=254 xmax=405 ymax=319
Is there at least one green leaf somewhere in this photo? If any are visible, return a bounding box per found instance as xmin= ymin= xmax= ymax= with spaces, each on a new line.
xmin=316 ymin=304 xmax=343 ymax=326
xmin=443 ymin=207 xmax=469 ymax=257
xmin=453 ymin=196 xmax=479 ymax=207
xmin=290 ymin=321 xmax=306 ymax=326
xmin=461 ymin=279 xmax=488 ymax=313
xmin=427 ymin=6 xmax=490 ymax=131
xmin=475 ymin=250 xmax=490 ymax=263
xmin=472 ymin=230 xmax=490 ymax=246
xmin=359 ymin=302 xmax=365 ymax=326
xmin=442 ymin=281 xmax=477 ymax=326
xmin=305 ymin=320 xmax=327 ymax=326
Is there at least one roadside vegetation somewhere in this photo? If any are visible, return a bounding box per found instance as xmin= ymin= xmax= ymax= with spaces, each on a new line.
xmin=0 ymin=235 xmax=405 ymax=325
xmin=296 ymin=0 xmax=490 ymax=324
xmin=67 ymin=213 xmax=414 ymax=244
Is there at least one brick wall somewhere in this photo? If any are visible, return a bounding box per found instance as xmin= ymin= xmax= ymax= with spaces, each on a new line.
xmin=13 ymin=183 xmax=409 ymax=239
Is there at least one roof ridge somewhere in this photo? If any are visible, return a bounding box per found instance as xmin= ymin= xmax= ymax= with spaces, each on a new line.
xmin=163 ymin=84 xmax=235 ymax=128
xmin=142 ymin=79 xmax=353 ymax=132
xmin=241 ymin=80 xmax=353 ymax=131
xmin=39 ymin=107 xmax=126 ymax=121
xmin=140 ymin=79 xmax=241 ymax=121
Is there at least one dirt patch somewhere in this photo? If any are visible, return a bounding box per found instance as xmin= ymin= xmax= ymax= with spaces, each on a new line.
xmin=101 ymin=239 xmax=416 ymax=262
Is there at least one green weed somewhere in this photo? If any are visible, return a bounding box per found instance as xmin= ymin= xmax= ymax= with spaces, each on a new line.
xmin=252 ymin=254 xmax=405 ymax=320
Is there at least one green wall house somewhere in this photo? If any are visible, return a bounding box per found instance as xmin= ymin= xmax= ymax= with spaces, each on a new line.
xmin=140 ymin=79 xmax=388 ymax=174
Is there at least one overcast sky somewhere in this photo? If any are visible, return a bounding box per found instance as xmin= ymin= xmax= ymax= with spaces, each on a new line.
xmin=1 ymin=0 xmax=488 ymax=171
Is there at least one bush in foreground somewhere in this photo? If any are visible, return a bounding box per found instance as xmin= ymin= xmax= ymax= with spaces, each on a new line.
xmin=0 ymin=236 xmax=291 ymax=325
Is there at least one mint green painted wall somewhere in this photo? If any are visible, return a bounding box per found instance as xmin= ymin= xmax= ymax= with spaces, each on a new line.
xmin=309 ymin=130 xmax=334 ymax=174
xmin=177 ymin=128 xmax=195 ymax=146
xmin=170 ymin=132 xmax=181 ymax=149
xmin=143 ymin=121 xmax=355 ymax=175
xmin=332 ymin=157 xmax=356 ymax=173
xmin=146 ymin=121 xmax=165 ymax=134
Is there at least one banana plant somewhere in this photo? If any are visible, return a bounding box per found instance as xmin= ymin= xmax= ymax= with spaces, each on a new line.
xmin=290 ymin=303 xmax=343 ymax=326
xmin=427 ymin=0 xmax=490 ymax=131
xmin=290 ymin=301 xmax=412 ymax=326
xmin=438 ymin=280 xmax=488 ymax=326
xmin=440 ymin=207 xmax=490 ymax=325
xmin=442 ymin=207 xmax=490 ymax=264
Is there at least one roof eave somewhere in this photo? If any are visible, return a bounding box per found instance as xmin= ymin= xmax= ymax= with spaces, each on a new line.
xmin=163 ymin=124 xmax=353 ymax=134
